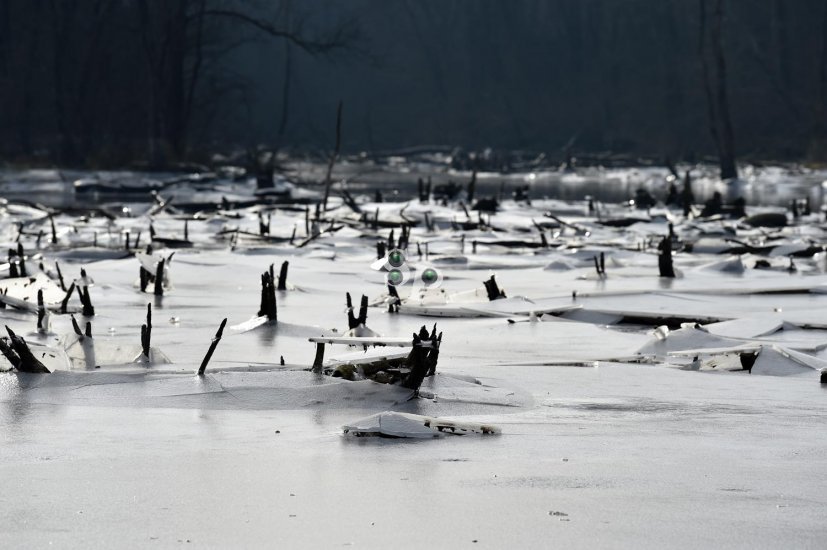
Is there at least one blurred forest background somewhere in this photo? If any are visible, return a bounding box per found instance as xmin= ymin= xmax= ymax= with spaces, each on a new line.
xmin=1 ymin=0 xmax=826 ymax=168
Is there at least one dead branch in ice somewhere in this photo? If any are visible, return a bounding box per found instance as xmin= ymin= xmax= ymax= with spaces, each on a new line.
xmin=1 ymin=326 xmax=50 ymax=373
xmin=198 ymin=318 xmax=228 ymax=376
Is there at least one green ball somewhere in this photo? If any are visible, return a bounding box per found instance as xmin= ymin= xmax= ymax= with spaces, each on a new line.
xmin=388 ymin=249 xmax=405 ymax=268
xmin=421 ymin=268 xmax=439 ymax=285
xmin=388 ymin=269 xmax=404 ymax=286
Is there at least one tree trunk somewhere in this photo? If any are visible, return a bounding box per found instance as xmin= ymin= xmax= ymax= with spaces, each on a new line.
xmin=138 ymin=0 xmax=164 ymax=167
xmin=276 ymin=38 xmax=292 ymax=148
xmin=48 ymin=0 xmax=80 ymax=165
xmin=164 ymin=0 xmax=188 ymax=160
xmin=699 ymin=0 xmax=738 ymax=180
xmin=322 ymin=101 xmax=343 ymax=210
xmin=811 ymin=0 xmax=827 ymax=160
xmin=771 ymin=0 xmax=791 ymax=84
xmin=182 ymin=0 xmax=207 ymax=158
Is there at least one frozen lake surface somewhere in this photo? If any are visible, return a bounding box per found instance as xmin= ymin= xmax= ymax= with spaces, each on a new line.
xmin=1 ymin=166 xmax=826 ymax=548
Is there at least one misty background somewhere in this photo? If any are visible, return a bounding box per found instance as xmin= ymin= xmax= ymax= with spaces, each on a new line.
xmin=1 ymin=0 xmax=825 ymax=167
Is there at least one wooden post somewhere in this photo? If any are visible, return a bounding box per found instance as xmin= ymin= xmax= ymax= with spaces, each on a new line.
xmin=387 ymin=284 xmax=400 ymax=313
xmin=154 ymin=259 xmax=165 ymax=296
xmin=277 ymin=261 xmax=289 ymax=291
xmin=357 ymin=295 xmax=368 ymax=326
xmin=346 ymin=292 xmax=358 ymax=329
xmin=258 ymin=271 xmax=277 ymax=321
xmin=483 ymin=275 xmax=506 ymax=300
xmin=141 ymin=303 xmax=152 ymax=359
xmin=658 ymin=237 xmax=676 ymax=278
xmin=258 ymin=273 xmax=268 ymax=316
xmin=198 ymin=318 xmax=227 ymax=376
xmin=140 ymin=267 xmax=150 ymax=292
xmin=426 ymin=331 xmax=442 ymax=376
xmin=17 ymin=243 xmax=26 ymax=277
xmin=312 ymin=342 xmax=325 ymax=372
xmin=402 ymin=330 xmax=429 ymax=393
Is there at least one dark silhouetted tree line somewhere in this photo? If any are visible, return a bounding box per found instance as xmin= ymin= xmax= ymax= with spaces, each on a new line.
xmin=2 ymin=0 xmax=827 ymax=169
xmin=0 ymin=0 xmax=357 ymax=166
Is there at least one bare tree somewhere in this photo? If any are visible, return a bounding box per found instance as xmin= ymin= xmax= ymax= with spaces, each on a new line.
xmin=699 ymin=0 xmax=738 ymax=180
xmin=135 ymin=0 xmax=359 ymax=166
xmin=812 ymin=0 xmax=827 ymax=160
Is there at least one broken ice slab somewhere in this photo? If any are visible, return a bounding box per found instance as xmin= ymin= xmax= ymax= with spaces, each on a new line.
xmin=61 ymin=333 xmax=172 ymax=370
xmin=702 ymin=317 xmax=787 ymax=339
xmin=308 ymin=335 xmax=412 ymax=347
xmin=667 ymin=343 xmax=826 ymax=377
xmin=396 ymin=296 xmax=579 ymax=318
xmin=0 ymin=273 xmax=66 ymax=310
xmin=0 ymin=338 xmax=69 ymax=373
xmin=342 ymin=411 xmax=500 ymax=438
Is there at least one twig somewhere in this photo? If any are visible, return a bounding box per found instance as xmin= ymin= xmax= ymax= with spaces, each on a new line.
xmin=198 ymin=318 xmax=228 ymax=376
xmin=322 ymin=100 xmax=343 ymax=210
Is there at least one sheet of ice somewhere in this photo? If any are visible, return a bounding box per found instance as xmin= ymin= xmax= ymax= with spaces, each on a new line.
xmin=342 ymin=411 xmax=501 ymax=437
xmin=703 ymin=317 xmax=786 ymax=338
xmin=3 ymin=174 xmax=827 ymax=547
xmin=2 ymin=363 xmax=826 ymax=549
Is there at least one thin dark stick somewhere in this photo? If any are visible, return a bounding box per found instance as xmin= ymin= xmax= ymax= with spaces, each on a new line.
xmin=154 ymin=259 xmax=165 ymax=296
xmin=198 ymin=318 xmax=228 ymax=376
xmin=322 ymin=100 xmax=343 ymax=210
xmin=141 ymin=303 xmax=152 ymax=358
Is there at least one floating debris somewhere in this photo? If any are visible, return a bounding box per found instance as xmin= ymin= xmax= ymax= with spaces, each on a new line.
xmin=343 ymin=411 xmax=500 ymax=438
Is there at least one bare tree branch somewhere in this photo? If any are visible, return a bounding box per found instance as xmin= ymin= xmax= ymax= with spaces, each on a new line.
xmin=198 ymin=8 xmax=359 ymax=56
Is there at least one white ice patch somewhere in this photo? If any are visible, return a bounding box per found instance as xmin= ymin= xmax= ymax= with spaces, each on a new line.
xmin=343 ymin=411 xmax=500 ymax=438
